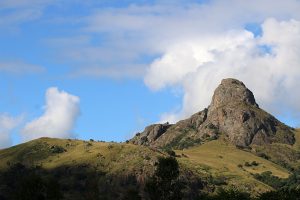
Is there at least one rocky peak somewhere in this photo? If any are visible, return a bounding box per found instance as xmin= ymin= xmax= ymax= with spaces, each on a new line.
xmin=130 ymin=78 xmax=295 ymax=149
xmin=210 ymin=78 xmax=258 ymax=112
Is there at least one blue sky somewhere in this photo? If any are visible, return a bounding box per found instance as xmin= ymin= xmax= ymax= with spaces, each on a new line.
xmin=1 ymin=0 xmax=300 ymax=148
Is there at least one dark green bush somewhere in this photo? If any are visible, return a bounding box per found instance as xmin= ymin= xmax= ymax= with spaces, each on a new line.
xmin=253 ymin=171 xmax=284 ymax=189
xmin=50 ymin=145 xmax=66 ymax=154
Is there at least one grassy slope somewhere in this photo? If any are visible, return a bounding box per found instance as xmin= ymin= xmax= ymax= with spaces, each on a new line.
xmin=175 ymin=139 xmax=290 ymax=194
xmin=293 ymin=129 xmax=300 ymax=167
xmin=294 ymin=129 xmax=300 ymax=150
xmin=1 ymin=135 xmax=299 ymax=196
xmin=0 ymin=137 xmax=160 ymax=176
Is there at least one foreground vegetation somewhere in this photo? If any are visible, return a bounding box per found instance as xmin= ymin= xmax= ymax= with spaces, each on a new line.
xmin=0 ymin=131 xmax=299 ymax=199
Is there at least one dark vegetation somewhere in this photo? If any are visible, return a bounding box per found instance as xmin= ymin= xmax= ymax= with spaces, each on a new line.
xmin=145 ymin=157 xmax=183 ymax=200
xmin=1 ymin=156 xmax=300 ymax=200
xmin=164 ymin=132 xmax=203 ymax=150
xmin=0 ymin=162 xmax=140 ymax=200
xmin=253 ymin=168 xmax=300 ymax=190
xmin=200 ymin=187 xmax=300 ymax=200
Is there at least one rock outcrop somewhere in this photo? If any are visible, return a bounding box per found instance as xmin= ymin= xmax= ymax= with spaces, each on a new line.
xmin=130 ymin=78 xmax=295 ymax=148
xmin=130 ymin=123 xmax=172 ymax=146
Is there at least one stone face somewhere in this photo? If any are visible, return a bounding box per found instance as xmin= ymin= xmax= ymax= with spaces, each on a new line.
xmin=130 ymin=78 xmax=295 ymax=148
xmin=209 ymin=78 xmax=258 ymax=111
xmin=130 ymin=123 xmax=172 ymax=145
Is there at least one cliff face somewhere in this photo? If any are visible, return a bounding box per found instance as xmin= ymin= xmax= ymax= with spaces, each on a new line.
xmin=130 ymin=78 xmax=295 ymax=148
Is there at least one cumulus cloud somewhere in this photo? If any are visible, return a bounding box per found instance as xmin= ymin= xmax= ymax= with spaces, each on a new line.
xmin=0 ymin=114 xmax=23 ymax=149
xmin=145 ymin=18 xmax=300 ymax=123
xmin=22 ymin=87 xmax=80 ymax=141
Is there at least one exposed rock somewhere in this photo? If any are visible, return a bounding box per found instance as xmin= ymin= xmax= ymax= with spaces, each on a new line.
xmin=130 ymin=123 xmax=172 ymax=145
xmin=130 ymin=78 xmax=295 ymax=148
xmin=209 ymin=78 xmax=258 ymax=112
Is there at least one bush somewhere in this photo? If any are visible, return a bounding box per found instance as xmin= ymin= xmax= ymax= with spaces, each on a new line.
xmin=244 ymin=161 xmax=259 ymax=167
xmin=253 ymin=171 xmax=284 ymax=189
xmin=251 ymin=161 xmax=259 ymax=166
xmin=211 ymin=176 xmax=227 ymax=186
xmin=165 ymin=149 xmax=176 ymax=157
xmin=256 ymin=152 xmax=270 ymax=160
xmin=50 ymin=146 xmax=66 ymax=154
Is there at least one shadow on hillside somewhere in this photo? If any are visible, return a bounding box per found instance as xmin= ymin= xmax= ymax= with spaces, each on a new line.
xmin=0 ymin=162 xmax=143 ymax=200
xmin=0 ymin=161 xmax=204 ymax=200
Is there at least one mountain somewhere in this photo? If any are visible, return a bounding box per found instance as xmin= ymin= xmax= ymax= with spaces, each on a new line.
xmin=130 ymin=78 xmax=295 ymax=148
xmin=0 ymin=78 xmax=299 ymax=200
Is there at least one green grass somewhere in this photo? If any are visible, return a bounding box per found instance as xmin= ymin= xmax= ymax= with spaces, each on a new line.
xmin=0 ymin=136 xmax=298 ymax=197
xmin=175 ymin=138 xmax=291 ymax=194
xmin=0 ymin=137 xmax=160 ymax=176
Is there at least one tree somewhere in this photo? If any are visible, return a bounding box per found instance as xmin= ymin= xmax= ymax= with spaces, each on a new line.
xmin=145 ymin=156 xmax=183 ymax=200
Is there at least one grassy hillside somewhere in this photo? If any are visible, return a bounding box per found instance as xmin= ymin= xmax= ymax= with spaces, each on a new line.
xmin=0 ymin=138 xmax=163 ymax=200
xmin=0 ymin=136 xmax=299 ymax=199
xmin=294 ymin=129 xmax=300 ymax=150
xmin=175 ymin=138 xmax=290 ymax=195
xmin=0 ymin=137 xmax=160 ymax=175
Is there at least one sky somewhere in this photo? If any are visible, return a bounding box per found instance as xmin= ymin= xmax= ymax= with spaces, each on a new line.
xmin=1 ymin=0 xmax=300 ymax=149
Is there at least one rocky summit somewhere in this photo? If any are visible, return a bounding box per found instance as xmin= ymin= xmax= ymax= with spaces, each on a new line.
xmin=130 ymin=78 xmax=295 ymax=148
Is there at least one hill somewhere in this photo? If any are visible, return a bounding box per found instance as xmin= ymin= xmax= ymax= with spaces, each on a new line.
xmin=0 ymin=78 xmax=299 ymax=199
xmin=0 ymin=135 xmax=299 ymax=199
xmin=130 ymin=79 xmax=294 ymax=148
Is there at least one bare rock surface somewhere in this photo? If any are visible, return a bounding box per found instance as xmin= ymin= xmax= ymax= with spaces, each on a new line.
xmin=130 ymin=78 xmax=295 ymax=148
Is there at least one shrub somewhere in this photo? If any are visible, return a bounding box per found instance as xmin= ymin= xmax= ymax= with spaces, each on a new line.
xmin=211 ymin=176 xmax=227 ymax=186
xmin=165 ymin=149 xmax=176 ymax=157
xmin=251 ymin=161 xmax=259 ymax=166
xmin=253 ymin=171 xmax=284 ymax=189
xmin=50 ymin=145 xmax=66 ymax=154
xmin=257 ymin=152 xmax=270 ymax=160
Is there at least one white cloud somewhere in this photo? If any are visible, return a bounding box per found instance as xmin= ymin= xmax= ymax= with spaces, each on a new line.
xmin=22 ymin=87 xmax=80 ymax=141
xmin=45 ymin=0 xmax=300 ymax=79
xmin=0 ymin=114 xmax=23 ymax=149
xmin=145 ymin=18 xmax=300 ymax=123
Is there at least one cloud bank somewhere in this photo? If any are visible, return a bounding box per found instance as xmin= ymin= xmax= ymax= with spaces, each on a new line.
xmin=22 ymin=87 xmax=80 ymax=141
xmin=145 ymin=18 xmax=300 ymax=123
